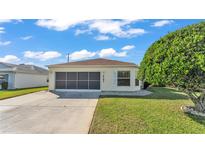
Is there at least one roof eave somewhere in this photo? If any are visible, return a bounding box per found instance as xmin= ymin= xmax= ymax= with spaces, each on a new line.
xmin=48 ymin=64 xmax=138 ymax=68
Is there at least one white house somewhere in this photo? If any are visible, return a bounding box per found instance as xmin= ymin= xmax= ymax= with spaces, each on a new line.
xmin=0 ymin=62 xmax=48 ymax=89
xmin=48 ymin=58 xmax=142 ymax=92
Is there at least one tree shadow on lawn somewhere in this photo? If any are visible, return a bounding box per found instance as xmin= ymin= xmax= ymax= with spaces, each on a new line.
xmin=185 ymin=113 xmax=205 ymax=127
xmin=101 ymin=87 xmax=189 ymax=100
xmin=145 ymin=87 xmax=189 ymax=100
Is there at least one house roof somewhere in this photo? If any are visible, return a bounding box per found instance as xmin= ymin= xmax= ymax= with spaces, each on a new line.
xmin=0 ymin=62 xmax=17 ymax=68
xmin=0 ymin=62 xmax=48 ymax=75
xmin=48 ymin=58 xmax=137 ymax=68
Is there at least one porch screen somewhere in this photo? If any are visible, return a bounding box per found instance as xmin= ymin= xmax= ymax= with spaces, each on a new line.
xmin=55 ymin=72 xmax=100 ymax=89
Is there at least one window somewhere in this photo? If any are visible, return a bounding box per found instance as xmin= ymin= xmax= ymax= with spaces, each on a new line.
xmin=117 ymin=71 xmax=130 ymax=86
xmin=135 ymin=79 xmax=139 ymax=86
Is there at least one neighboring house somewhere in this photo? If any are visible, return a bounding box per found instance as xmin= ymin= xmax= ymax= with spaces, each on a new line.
xmin=0 ymin=62 xmax=48 ymax=90
xmin=48 ymin=58 xmax=142 ymax=92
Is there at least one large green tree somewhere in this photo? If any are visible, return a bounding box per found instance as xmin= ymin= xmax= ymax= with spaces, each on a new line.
xmin=138 ymin=22 xmax=205 ymax=112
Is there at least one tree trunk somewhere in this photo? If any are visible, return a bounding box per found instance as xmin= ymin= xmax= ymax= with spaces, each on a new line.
xmin=186 ymin=90 xmax=205 ymax=113
xmin=195 ymin=92 xmax=205 ymax=112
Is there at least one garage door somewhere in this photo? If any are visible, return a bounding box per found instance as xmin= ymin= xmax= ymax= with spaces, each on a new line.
xmin=55 ymin=72 xmax=100 ymax=90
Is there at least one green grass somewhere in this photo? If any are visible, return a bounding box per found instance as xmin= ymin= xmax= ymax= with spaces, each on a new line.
xmin=0 ymin=87 xmax=48 ymax=100
xmin=89 ymin=87 xmax=205 ymax=134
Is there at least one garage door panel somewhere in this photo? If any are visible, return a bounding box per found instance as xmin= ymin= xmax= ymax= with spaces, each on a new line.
xmin=89 ymin=72 xmax=100 ymax=80
xmin=67 ymin=72 xmax=77 ymax=80
xmin=89 ymin=81 xmax=100 ymax=89
xmin=66 ymin=81 xmax=77 ymax=89
xmin=56 ymin=81 xmax=66 ymax=89
xmin=78 ymin=81 xmax=88 ymax=89
xmin=78 ymin=72 xmax=88 ymax=80
xmin=56 ymin=72 xmax=66 ymax=80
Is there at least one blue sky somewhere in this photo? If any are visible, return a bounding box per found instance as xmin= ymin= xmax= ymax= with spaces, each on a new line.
xmin=0 ymin=19 xmax=203 ymax=67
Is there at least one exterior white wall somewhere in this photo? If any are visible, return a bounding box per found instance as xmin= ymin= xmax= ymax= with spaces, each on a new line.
xmin=49 ymin=66 xmax=140 ymax=92
xmin=8 ymin=73 xmax=15 ymax=89
xmin=14 ymin=73 xmax=48 ymax=89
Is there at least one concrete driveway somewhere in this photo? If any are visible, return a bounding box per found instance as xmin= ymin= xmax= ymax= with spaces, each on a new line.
xmin=0 ymin=91 xmax=99 ymax=134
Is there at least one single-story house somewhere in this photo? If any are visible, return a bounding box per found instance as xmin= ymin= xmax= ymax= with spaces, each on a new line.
xmin=48 ymin=58 xmax=142 ymax=92
xmin=0 ymin=62 xmax=48 ymax=89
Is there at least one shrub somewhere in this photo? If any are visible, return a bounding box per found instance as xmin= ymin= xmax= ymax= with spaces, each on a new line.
xmin=138 ymin=21 xmax=205 ymax=112
xmin=1 ymin=82 xmax=8 ymax=90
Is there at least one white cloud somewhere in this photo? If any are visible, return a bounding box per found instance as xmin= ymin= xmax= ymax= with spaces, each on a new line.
xmin=0 ymin=55 xmax=20 ymax=63
xmin=69 ymin=47 xmax=128 ymax=61
xmin=0 ymin=19 xmax=22 ymax=24
xmin=0 ymin=27 xmax=5 ymax=33
xmin=0 ymin=19 xmax=12 ymax=23
xmin=0 ymin=41 xmax=11 ymax=46
xmin=80 ymin=19 xmax=146 ymax=38
xmin=24 ymin=51 xmax=61 ymax=61
xmin=113 ymin=51 xmax=127 ymax=57
xmin=152 ymin=20 xmax=174 ymax=27
xmin=89 ymin=20 xmax=124 ymax=35
xmin=35 ymin=19 xmax=86 ymax=31
xmin=89 ymin=20 xmax=146 ymax=38
xmin=75 ymin=29 xmax=91 ymax=35
xmin=98 ymin=48 xmax=127 ymax=58
xmin=121 ymin=45 xmax=135 ymax=50
xmin=35 ymin=19 xmax=146 ymax=39
xmin=20 ymin=35 xmax=32 ymax=40
xmin=94 ymin=35 xmax=111 ymax=40
xmin=124 ymin=28 xmax=146 ymax=37
xmin=70 ymin=49 xmax=96 ymax=61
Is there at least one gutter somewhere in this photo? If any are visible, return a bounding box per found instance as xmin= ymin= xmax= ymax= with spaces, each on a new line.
xmin=47 ymin=65 xmax=138 ymax=68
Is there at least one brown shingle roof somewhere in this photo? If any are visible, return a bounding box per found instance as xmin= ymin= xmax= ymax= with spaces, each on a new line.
xmin=48 ymin=58 xmax=137 ymax=67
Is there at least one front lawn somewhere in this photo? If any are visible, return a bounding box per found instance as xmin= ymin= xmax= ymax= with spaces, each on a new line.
xmin=0 ymin=87 xmax=48 ymax=100
xmin=89 ymin=87 xmax=205 ymax=134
